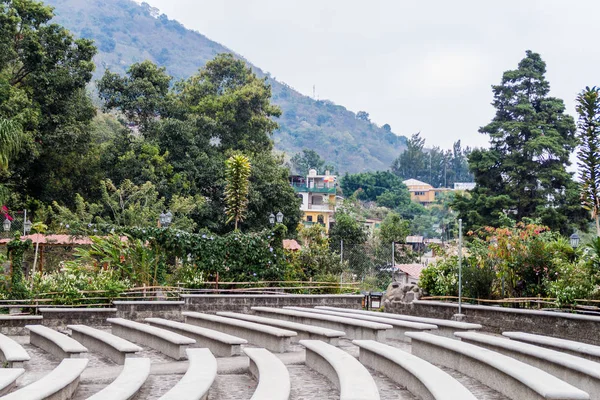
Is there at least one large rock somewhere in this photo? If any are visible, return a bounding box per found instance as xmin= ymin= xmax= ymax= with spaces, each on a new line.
xmin=382 ymin=281 xmax=423 ymax=304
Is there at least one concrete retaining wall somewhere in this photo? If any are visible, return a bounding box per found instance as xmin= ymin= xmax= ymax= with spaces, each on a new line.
xmin=385 ymin=300 xmax=600 ymax=346
xmin=0 ymin=315 xmax=43 ymax=335
xmin=40 ymin=308 xmax=117 ymax=328
xmin=113 ymin=301 xmax=185 ymax=322
xmin=182 ymin=294 xmax=364 ymax=314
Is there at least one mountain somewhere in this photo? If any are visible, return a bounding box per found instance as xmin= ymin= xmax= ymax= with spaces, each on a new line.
xmin=45 ymin=0 xmax=407 ymax=173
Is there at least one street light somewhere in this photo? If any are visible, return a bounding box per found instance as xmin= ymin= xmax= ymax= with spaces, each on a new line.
xmin=276 ymin=212 xmax=284 ymax=224
xmin=24 ymin=219 xmax=32 ymax=234
xmin=159 ymin=211 xmax=173 ymax=228
xmin=570 ymin=233 xmax=580 ymax=249
xmin=269 ymin=213 xmax=276 ymax=225
xmin=3 ymin=218 xmax=10 ymax=232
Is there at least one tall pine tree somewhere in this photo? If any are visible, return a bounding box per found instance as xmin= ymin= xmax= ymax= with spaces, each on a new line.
xmin=576 ymin=87 xmax=600 ymax=236
xmin=453 ymin=51 xmax=587 ymax=234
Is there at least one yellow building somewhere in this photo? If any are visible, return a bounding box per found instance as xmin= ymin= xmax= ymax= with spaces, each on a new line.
xmin=403 ymin=179 xmax=449 ymax=206
xmin=291 ymin=169 xmax=337 ymax=232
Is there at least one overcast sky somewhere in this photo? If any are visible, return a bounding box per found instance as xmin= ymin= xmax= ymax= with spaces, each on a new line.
xmin=140 ymin=0 xmax=599 ymax=150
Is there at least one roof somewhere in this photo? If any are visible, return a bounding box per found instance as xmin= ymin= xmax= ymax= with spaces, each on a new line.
xmin=283 ymin=239 xmax=302 ymax=251
xmin=395 ymin=263 xmax=425 ymax=278
xmin=0 ymin=234 xmax=127 ymax=246
xmin=403 ymin=179 xmax=432 ymax=187
xmin=405 ymin=235 xmax=424 ymax=243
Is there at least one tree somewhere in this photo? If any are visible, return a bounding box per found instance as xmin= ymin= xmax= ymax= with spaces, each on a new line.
xmin=378 ymin=212 xmax=409 ymax=244
xmin=0 ymin=118 xmax=21 ymax=171
xmin=391 ymin=133 xmax=426 ymax=181
xmin=356 ymin=111 xmax=370 ymax=122
xmin=382 ymin=124 xmax=392 ymax=132
xmin=576 ymin=86 xmax=600 ymax=236
xmin=224 ymin=154 xmax=251 ymax=230
xmin=290 ymin=149 xmax=334 ymax=176
xmin=98 ymin=61 xmax=172 ymax=131
xmin=1 ymin=0 xmax=98 ymax=205
xmin=453 ymin=51 xmax=587 ymax=234
xmin=339 ymin=171 xmax=411 ymax=209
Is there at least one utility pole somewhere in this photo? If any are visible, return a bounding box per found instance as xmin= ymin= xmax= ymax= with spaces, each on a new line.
xmin=391 ymin=241 xmax=395 ymax=268
xmin=457 ymin=219 xmax=464 ymax=318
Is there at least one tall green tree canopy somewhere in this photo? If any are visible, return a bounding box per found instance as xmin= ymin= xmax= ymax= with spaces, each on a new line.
xmin=576 ymin=86 xmax=600 ymax=236
xmin=290 ymin=149 xmax=334 ymax=176
xmin=340 ymin=171 xmax=411 ymax=209
xmin=98 ymin=54 xmax=300 ymax=234
xmin=1 ymin=0 xmax=97 ymax=204
xmin=453 ymin=50 xmax=587 ymax=234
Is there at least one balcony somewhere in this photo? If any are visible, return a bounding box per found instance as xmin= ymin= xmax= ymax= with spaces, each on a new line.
xmin=291 ymin=183 xmax=336 ymax=194
xmin=304 ymin=204 xmax=334 ymax=212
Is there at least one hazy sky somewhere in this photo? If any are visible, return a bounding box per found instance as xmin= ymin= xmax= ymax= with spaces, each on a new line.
xmin=140 ymin=0 xmax=599 ymax=149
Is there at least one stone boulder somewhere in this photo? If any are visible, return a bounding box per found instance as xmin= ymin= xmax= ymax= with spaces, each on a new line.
xmin=382 ymin=281 xmax=423 ymax=304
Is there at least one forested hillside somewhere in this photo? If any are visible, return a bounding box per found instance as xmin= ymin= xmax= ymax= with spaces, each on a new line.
xmin=45 ymin=0 xmax=407 ymax=173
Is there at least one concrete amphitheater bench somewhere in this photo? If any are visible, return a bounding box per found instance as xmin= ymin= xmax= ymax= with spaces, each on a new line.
xmin=354 ymin=340 xmax=477 ymax=400
xmin=503 ymin=331 xmax=600 ymax=364
xmin=182 ymin=312 xmax=296 ymax=353
xmin=107 ymin=318 xmax=195 ymax=360
xmin=145 ymin=317 xmax=247 ymax=357
xmin=0 ymin=368 xmax=25 ymax=396
xmin=285 ymin=306 xmax=437 ymax=342
xmin=300 ymin=340 xmax=380 ymax=400
xmin=251 ymin=307 xmax=392 ymax=341
xmin=68 ymin=325 xmax=143 ymax=364
xmin=316 ymin=306 xmax=482 ymax=338
xmin=244 ymin=347 xmax=290 ymax=400
xmin=0 ymin=332 xmax=30 ymax=367
xmin=2 ymin=358 xmax=88 ymax=400
xmin=457 ymin=331 xmax=600 ymax=400
xmin=87 ymin=357 xmax=151 ymax=400
xmin=216 ymin=312 xmax=345 ymax=345
xmin=159 ymin=348 xmax=217 ymax=400
xmin=25 ymin=324 xmax=88 ymax=359
xmin=406 ymin=332 xmax=590 ymax=400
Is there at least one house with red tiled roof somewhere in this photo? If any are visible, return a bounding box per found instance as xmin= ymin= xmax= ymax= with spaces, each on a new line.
xmin=394 ymin=263 xmax=425 ymax=285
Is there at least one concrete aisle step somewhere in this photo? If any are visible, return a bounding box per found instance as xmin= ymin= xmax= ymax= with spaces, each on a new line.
xmin=439 ymin=365 xmax=510 ymax=400
xmin=208 ymin=374 xmax=257 ymax=400
xmin=288 ymin=364 xmax=338 ymax=400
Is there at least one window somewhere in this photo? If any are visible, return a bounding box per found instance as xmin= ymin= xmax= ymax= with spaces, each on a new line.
xmin=317 ymin=215 xmax=324 ymax=224
xmin=306 ymin=215 xmax=313 ymax=222
xmin=415 ymin=191 xmax=426 ymax=196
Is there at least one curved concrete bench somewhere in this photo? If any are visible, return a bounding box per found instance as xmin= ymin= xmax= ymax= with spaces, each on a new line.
xmin=217 ymin=312 xmax=345 ymax=345
xmin=503 ymin=331 xmax=600 ymax=363
xmin=406 ymin=332 xmax=590 ymax=400
xmin=457 ymin=331 xmax=600 ymax=400
xmin=0 ymin=332 xmax=30 ymax=367
xmin=0 ymin=368 xmax=25 ymax=396
xmin=87 ymin=357 xmax=151 ymax=400
xmin=107 ymin=318 xmax=195 ymax=360
xmin=251 ymin=307 xmax=392 ymax=341
xmin=159 ymin=348 xmax=217 ymax=400
xmin=2 ymin=358 xmax=88 ymax=400
xmin=300 ymin=340 xmax=379 ymax=400
xmin=285 ymin=306 xmax=436 ymax=342
xmin=316 ymin=306 xmax=482 ymax=337
xmin=354 ymin=340 xmax=476 ymax=400
xmin=182 ymin=312 xmax=296 ymax=353
xmin=68 ymin=325 xmax=142 ymax=364
xmin=145 ymin=318 xmax=247 ymax=357
xmin=25 ymin=324 xmax=88 ymax=359
xmin=244 ymin=347 xmax=290 ymax=400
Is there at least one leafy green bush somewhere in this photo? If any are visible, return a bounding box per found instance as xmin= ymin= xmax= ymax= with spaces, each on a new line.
xmin=30 ymin=268 xmax=131 ymax=305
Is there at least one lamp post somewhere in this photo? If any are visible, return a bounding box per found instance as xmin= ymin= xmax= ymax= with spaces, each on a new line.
xmin=24 ymin=219 xmax=32 ymax=235
xmin=3 ymin=217 xmax=10 ymax=232
xmin=570 ymin=233 xmax=580 ymax=249
xmin=269 ymin=213 xmax=275 ymax=226
xmin=276 ymin=212 xmax=284 ymax=224
xmin=159 ymin=211 xmax=173 ymax=228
